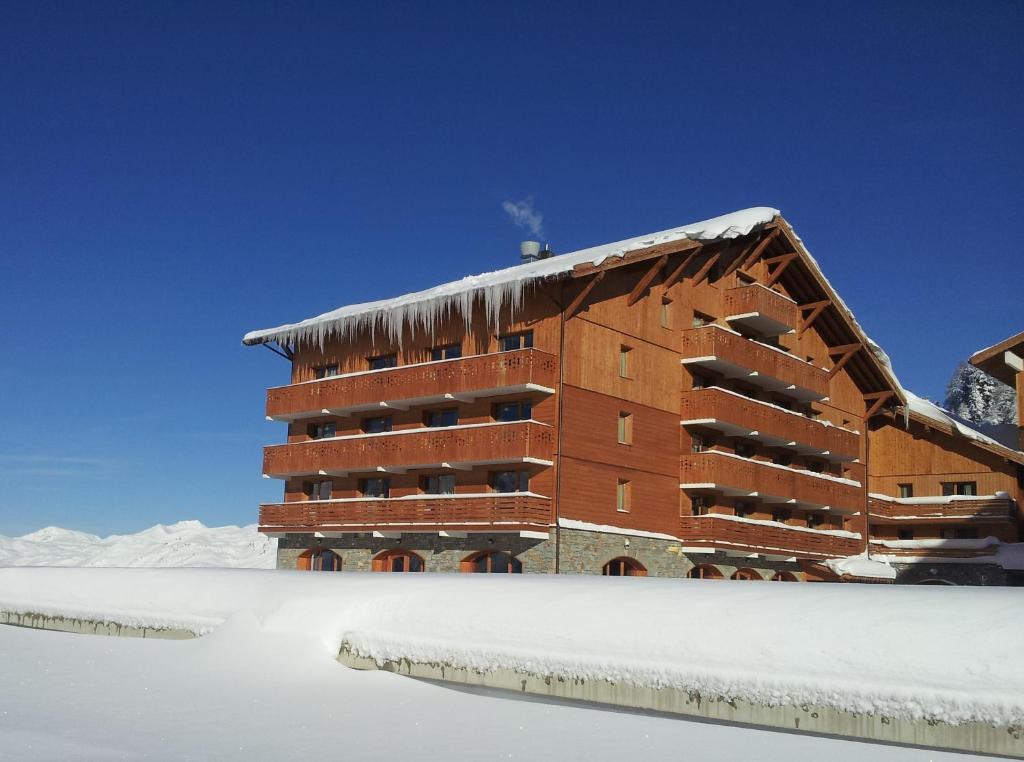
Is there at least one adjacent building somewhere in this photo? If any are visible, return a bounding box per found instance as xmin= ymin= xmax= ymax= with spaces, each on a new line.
xmin=243 ymin=207 xmax=1023 ymax=583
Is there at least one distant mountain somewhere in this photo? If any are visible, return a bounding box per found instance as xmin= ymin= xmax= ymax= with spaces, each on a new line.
xmin=944 ymin=362 xmax=1017 ymax=427
xmin=0 ymin=521 xmax=277 ymax=568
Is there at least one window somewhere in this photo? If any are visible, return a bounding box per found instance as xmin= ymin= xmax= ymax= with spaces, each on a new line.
xmin=359 ymin=477 xmax=390 ymax=498
xmin=772 ymin=451 xmax=793 ymax=467
xmin=941 ymin=482 xmax=977 ymax=496
xmin=313 ymin=364 xmax=339 ymax=379
xmin=491 ymin=470 xmax=529 ymax=493
xmin=692 ymin=311 xmax=714 ymax=328
xmin=660 ymin=297 xmax=672 ymax=328
xmin=421 ymin=474 xmax=456 ymax=495
xmin=691 ymin=373 xmax=710 ymax=390
xmin=602 ymin=557 xmax=647 ymax=576
xmin=734 ymin=501 xmax=753 ymax=519
xmin=690 ymin=494 xmax=712 ymax=516
xmin=367 ymin=354 xmax=397 ymax=370
xmin=806 ymin=514 xmax=823 ymax=529
xmin=898 ymin=528 xmax=914 ymax=541
xmin=687 ymin=564 xmax=723 ymax=579
xmin=691 ymin=433 xmax=708 ymax=453
xmin=898 ymin=484 xmax=914 ymax=499
xmin=808 ymin=461 xmax=824 ymax=473
xmin=498 ymin=331 xmax=533 ymax=352
xmin=617 ymin=412 xmax=633 ymax=444
xmin=771 ymin=509 xmax=791 ymax=524
xmin=424 ymin=408 xmax=459 ymax=427
xmin=771 ymin=571 xmax=798 ymax=582
xmin=372 ymin=549 xmax=425 ymax=572
xmin=361 ymin=416 xmax=392 ymax=434
xmin=618 ymin=345 xmax=632 ymax=378
xmin=430 ymin=344 xmax=462 ymax=361
xmin=307 ymin=421 xmax=336 ymax=440
xmin=734 ymin=441 xmax=754 ymax=459
xmin=462 ymin=550 xmax=522 ymax=574
xmin=297 ymin=549 xmax=341 ymax=572
xmin=304 ymin=480 xmax=332 ymax=501
xmin=731 ymin=568 xmax=762 ymax=581
xmin=494 ymin=400 xmax=532 ymax=422
xmin=616 ymin=479 xmax=631 ymax=512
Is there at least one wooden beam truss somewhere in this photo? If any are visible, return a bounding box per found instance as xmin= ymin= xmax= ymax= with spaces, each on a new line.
xmin=827 ymin=343 xmax=863 ymax=380
xmin=626 ymin=253 xmax=670 ymax=306
xmin=798 ymin=299 xmax=831 ymax=338
xmin=565 ymin=271 xmax=605 ymax=318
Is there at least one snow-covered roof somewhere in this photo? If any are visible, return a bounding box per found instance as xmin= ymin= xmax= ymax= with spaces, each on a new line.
xmin=901 ymin=388 xmax=1024 ymax=463
xmin=824 ymin=553 xmax=897 ymax=581
xmin=242 ymin=207 xmax=779 ymax=348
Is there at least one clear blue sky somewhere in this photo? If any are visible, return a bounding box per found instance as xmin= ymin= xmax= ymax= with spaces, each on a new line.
xmin=1 ymin=1 xmax=1021 ymax=536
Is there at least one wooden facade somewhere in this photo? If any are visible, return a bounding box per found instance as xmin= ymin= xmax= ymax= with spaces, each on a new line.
xmin=246 ymin=211 xmax=1023 ymax=582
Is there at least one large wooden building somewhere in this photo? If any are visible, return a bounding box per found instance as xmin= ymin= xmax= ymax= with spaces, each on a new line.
xmin=243 ymin=208 xmax=1023 ymax=584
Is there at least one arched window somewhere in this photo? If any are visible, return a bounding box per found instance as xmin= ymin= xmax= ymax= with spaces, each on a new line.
xmin=687 ymin=564 xmax=723 ymax=579
xmin=770 ymin=571 xmax=799 ymax=582
xmin=461 ymin=550 xmax=522 ymax=573
xmin=372 ymin=549 xmax=425 ymax=572
xmin=296 ymin=549 xmax=341 ymax=572
xmin=602 ymin=557 xmax=647 ymax=577
xmin=731 ymin=568 xmax=763 ymax=581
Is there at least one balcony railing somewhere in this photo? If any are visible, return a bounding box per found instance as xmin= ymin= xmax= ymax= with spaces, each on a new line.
xmin=681 ymin=325 xmax=829 ymax=401
xmin=723 ymin=284 xmax=797 ymax=336
xmin=679 ymin=515 xmax=861 ymax=558
xmin=867 ymin=495 xmax=1016 ymax=523
xmin=263 ymin=421 xmax=556 ymax=477
xmin=680 ymin=451 xmax=863 ymax=512
xmin=266 ymin=348 xmax=558 ymax=421
xmin=258 ymin=493 xmax=552 ymax=533
xmin=681 ymin=387 xmax=860 ymax=461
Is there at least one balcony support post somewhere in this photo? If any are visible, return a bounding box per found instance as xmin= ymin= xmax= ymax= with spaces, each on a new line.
xmin=627 ymin=253 xmax=670 ymax=306
xmin=798 ymin=300 xmax=831 ymax=338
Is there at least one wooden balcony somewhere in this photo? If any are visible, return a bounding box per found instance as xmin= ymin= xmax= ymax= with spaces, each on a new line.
xmin=868 ymin=539 xmax=1000 ymax=559
xmin=681 ymin=387 xmax=860 ymax=461
xmin=258 ymin=493 xmax=552 ymax=533
xmin=681 ymin=326 xmax=829 ymax=401
xmin=680 ymin=451 xmax=863 ymax=512
xmin=723 ymin=284 xmax=797 ymax=336
xmin=263 ymin=421 xmax=556 ymax=477
xmin=266 ymin=348 xmax=558 ymax=421
xmin=867 ymin=495 xmax=1016 ymax=524
xmin=679 ymin=515 xmax=862 ymax=559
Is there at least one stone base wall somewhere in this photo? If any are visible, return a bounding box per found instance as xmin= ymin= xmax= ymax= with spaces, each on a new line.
xmin=276 ymin=529 xmax=807 ymax=580
xmin=891 ymin=562 xmax=1006 ymax=586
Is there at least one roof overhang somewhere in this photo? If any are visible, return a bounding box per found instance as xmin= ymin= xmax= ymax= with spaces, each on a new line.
xmin=969 ymin=331 xmax=1024 ymax=387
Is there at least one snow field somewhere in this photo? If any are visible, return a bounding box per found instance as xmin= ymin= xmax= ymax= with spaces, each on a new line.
xmin=0 ymin=567 xmax=1021 ymax=730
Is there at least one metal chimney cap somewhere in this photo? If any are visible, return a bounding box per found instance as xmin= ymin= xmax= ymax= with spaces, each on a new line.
xmin=520 ymin=241 xmax=541 ymax=261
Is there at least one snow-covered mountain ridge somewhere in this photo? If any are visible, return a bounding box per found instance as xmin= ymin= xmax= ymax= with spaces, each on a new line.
xmin=0 ymin=521 xmax=277 ymax=569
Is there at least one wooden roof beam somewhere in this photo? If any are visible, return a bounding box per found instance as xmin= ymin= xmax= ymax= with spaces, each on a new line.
xmin=798 ymin=299 xmax=832 ymax=338
xmin=690 ymin=251 xmax=721 ymax=287
xmin=626 ymin=253 xmax=670 ymax=306
xmin=736 ymin=227 xmax=782 ymax=274
xmin=827 ymin=343 xmax=863 ymax=379
xmin=763 ymin=252 xmax=798 ymax=286
xmin=565 ymin=271 xmax=605 ymax=319
xmin=864 ymin=391 xmax=895 ymax=419
xmin=662 ymin=250 xmax=699 ymax=290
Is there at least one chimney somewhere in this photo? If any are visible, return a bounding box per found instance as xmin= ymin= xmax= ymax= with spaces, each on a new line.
xmin=520 ymin=241 xmax=541 ymax=262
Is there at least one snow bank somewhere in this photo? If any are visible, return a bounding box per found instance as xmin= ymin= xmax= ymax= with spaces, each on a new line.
xmin=0 ymin=521 xmax=277 ymax=569
xmin=243 ymin=207 xmax=779 ymax=348
xmin=0 ymin=568 xmax=1021 ymax=728
xmin=824 ymin=554 xmax=897 ymax=581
